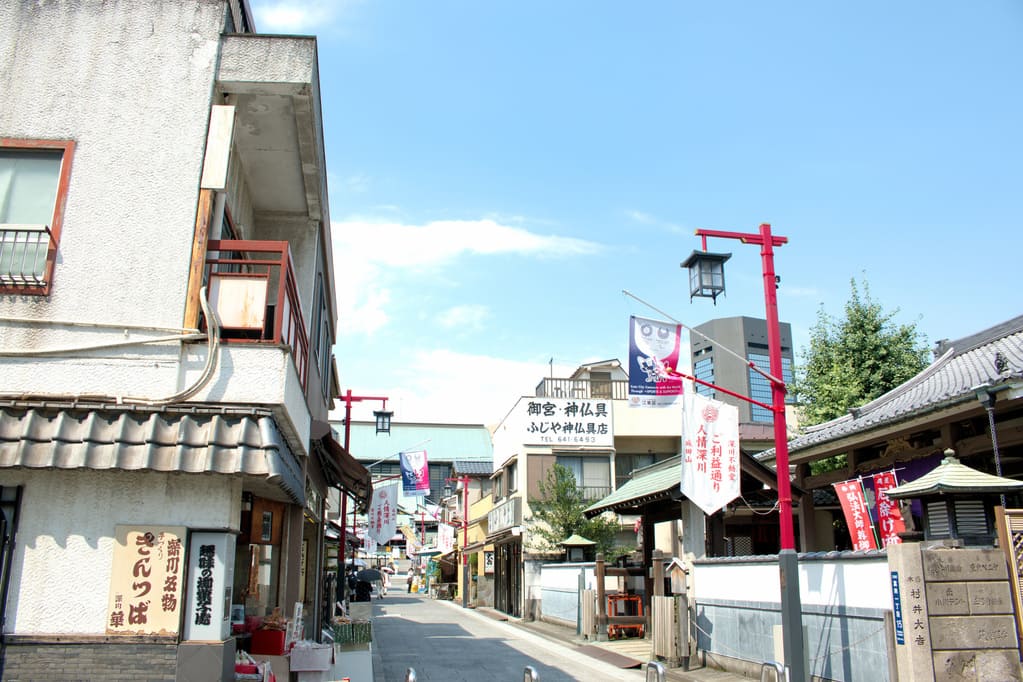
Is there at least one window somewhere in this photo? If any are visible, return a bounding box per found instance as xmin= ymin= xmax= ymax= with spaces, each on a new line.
xmin=590 ymin=371 xmax=612 ymax=398
xmin=311 ymin=275 xmax=331 ymax=399
xmin=507 ymin=461 xmax=518 ymax=493
xmin=0 ymin=139 xmax=74 ymax=294
xmin=748 ymin=351 xmax=793 ymax=422
xmin=556 ymin=455 xmax=610 ymax=501
xmin=694 ymin=356 xmax=715 ymax=398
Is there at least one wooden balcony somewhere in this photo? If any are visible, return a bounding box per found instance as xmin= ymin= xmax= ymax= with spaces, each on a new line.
xmin=203 ymin=239 xmax=309 ymax=390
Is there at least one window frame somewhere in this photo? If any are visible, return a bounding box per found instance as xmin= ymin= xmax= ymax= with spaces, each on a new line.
xmin=0 ymin=138 xmax=75 ymax=296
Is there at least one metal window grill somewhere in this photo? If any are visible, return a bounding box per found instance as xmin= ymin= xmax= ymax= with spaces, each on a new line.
xmin=0 ymin=225 xmax=52 ymax=286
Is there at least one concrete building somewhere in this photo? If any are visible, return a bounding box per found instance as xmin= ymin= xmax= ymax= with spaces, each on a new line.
xmin=690 ymin=316 xmax=797 ymax=450
xmin=0 ymin=3 xmax=368 ymax=679
xmin=490 ymin=360 xmax=683 ymax=618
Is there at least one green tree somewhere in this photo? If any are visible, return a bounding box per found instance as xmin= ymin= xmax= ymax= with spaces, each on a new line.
xmin=527 ymin=463 xmax=630 ymax=560
xmin=793 ymin=278 xmax=929 ymax=471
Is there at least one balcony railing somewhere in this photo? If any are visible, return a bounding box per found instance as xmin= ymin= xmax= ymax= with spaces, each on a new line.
xmin=534 ymin=378 xmax=628 ymax=401
xmin=203 ymin=239 xmax=309 ymax=390
xmin=0 ymin=224 xmax=53 ymax=286
xmin=578 ymin=485 xmax=612 ymax=502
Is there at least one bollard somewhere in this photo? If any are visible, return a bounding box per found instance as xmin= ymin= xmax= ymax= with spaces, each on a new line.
xmin=523 ymin=665 xmax=539 ymax=681
xmin=404 ymin=667 xmax=417 ymax=682
xmin=645 ymin=661 xmax=666 ymax=682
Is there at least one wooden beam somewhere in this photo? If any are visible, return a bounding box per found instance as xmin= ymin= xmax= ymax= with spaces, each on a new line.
xmin=183 ymin=189 xmax=215 ymax=329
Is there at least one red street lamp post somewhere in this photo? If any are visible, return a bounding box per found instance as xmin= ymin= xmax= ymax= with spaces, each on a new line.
xmin=338 ymin=390 xmax=392 ymax=579
xmin=682 ymin=223 xmax=806 ymax=682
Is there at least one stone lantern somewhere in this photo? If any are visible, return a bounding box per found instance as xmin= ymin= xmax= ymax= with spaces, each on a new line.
xmin=886 ymin=448 xmax=1023 ymax=547
xmin=559 ymin=534 xmax=596 ymax=563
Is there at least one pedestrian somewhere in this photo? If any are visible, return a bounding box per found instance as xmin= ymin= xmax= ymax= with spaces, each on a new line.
xmin=407 ymin=572 xmax=413 ymax=593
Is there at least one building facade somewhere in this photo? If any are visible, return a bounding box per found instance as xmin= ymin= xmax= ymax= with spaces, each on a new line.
xmin=0 ymin=3 xmax=368 ymax=679
xmin=336 ymin=421 xmax=492 ymax=562
xmin=490 ymin=360 xmax=681 ymax=618
xmin=690 ymin=316 xmax=795 ymax=436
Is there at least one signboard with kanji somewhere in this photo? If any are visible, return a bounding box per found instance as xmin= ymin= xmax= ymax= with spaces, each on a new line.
xmin=516 ymin=398 xmax=613 ymax=447
xmin=106 ymin=525 xmax=186 ymax=636
xmin=680 ymin=392 xmax=740 ymax=515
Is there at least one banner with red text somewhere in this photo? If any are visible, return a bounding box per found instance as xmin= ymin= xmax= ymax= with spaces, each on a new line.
xmin=628 ymin=315 xmax=685 ymax=408
xmin=367 ymin=483 xmax=398 ymax=545
xmin=681 ymin=391 xmax=740 ymax=514
xmin=400 ymin=450 xmax=430 ymax=496
xmin=834 ymin=480 xmax=878 ymax=550
xmin=438 ymin=523 xmax=455 ymax=555
xmin=872 ymin=471 xmax=906 ymax=547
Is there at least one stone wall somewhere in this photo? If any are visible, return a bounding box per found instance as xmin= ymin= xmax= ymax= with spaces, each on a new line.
xmin=1 ymin=641 xmax=178 ymax=682
xmin=889 ymin=543 xmax=1022 ymax=682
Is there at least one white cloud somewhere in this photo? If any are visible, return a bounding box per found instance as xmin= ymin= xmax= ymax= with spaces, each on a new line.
xmin=436 ymin=304 xmax=491 ymax=332
xmin=331 ymin=217 xmax=602 ymax=336
xmin=250 ymin=0 xmax=354 ymax=34
xmin=625 ymin=209 xmax=687 ymax=235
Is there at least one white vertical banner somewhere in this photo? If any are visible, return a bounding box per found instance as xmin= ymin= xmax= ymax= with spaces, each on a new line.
xmin=680 ymin=391 xmax=741 ymax=515
xmin=437 ymin=523 xmax=454 ymax=554
xmin=367 ymin=484 xmax=398 ymax=544
xmin=184 ymin=532 xmax=235 ymax=641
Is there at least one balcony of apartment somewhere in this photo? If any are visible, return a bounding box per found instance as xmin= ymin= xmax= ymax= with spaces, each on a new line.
xmin=534 ymin=378 xmax=628 ymax=401
xmin=183 ymin=33 xmax=332 ymax=450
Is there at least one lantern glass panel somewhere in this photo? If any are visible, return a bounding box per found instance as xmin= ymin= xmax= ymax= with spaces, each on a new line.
xmin=374 ymin=410 xmax=393 ymax=434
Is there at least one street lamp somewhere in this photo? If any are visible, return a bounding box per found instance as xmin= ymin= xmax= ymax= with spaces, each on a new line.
xmin=338 ymin=389 xmax=392 ymax=587
xmin=682 ymin=222 xmax=806 ymax=682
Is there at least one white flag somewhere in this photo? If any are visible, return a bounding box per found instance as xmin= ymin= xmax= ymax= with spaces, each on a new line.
xmin=680 ymin=391 xmax=741 ymax=515
xmin=438 ymin=523 xmax=454 ymax=554
xmin=367 ymin=484 xmax=398 ymax=545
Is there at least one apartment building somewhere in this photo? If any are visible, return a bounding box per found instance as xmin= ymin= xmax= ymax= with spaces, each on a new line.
xmin=0 ymin=3 xmax=368 ymax=679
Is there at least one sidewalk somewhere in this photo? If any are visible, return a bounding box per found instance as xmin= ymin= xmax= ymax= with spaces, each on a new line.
xmin=465 ymin=604 xmax=751 ymax=682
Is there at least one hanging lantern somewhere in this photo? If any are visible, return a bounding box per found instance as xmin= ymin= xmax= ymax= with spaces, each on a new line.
xmin=373 ymin=409 xmax=393 ymax=434
xmin=680 ymin=250 xmax=731 ymax=304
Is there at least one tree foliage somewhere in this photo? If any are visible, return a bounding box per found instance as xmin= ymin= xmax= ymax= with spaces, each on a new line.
xmin=793 ymin=277 xmax=930 ymax=431
xmin=527 ymin=463 xmax=629 ymax=560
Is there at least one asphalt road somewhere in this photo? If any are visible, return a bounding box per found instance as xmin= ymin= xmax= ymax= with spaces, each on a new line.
xmin=370 ymin=592 xmax=648 ymax=682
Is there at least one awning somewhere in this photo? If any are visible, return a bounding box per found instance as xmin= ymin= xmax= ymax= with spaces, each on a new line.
xmin=312 ymin=424 xmax=372 ymax=508
xmin=584 ymin=452 xmax=805 ymax=517
xmin=0 ymin=404 xmax=304 ymax=504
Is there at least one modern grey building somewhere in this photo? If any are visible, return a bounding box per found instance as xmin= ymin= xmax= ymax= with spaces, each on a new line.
xmin=690 ymin=316 xmax=795 ymax=439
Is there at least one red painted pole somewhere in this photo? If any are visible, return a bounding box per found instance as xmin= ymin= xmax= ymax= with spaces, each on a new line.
xmin=758 ymin=223 xmax=795 ymax=552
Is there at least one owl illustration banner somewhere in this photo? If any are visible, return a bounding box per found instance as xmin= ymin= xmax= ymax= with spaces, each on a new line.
xmin=628 ymin=315 xmax=684 ymax=407
xmin=680 ymin=391 xmax=740 ymax=515
xmin=400 ymin=450 xmax=430 ymax=497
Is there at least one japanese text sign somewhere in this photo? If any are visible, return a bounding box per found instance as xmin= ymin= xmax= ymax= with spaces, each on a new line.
xmin=872 ymin=471 xmax=906 ymax=547
xmin=518 ymin=398 xmax=613 ymax=447
xmin=834 ymin=480 xmax=879 ymax=550
xmin=680 ymin=392 xmax=740 ymax=515
xmin=368 ymin=484 xmax=398 ymax=544
xmin=106 ymin=525 xmax=186 ymax=636
xmin=184 ymin=532 xmax=234 ymax=641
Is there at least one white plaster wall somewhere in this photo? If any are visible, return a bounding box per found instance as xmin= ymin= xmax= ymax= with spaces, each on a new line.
xmin=0 ymin=1 xmax=224 ymax=382
xmin=612 ymin=400 xmax=681 ymax=437
xmin=694 ymin=556 xmax=892 ymax=610
xmin=0 ymin=468 xmax=238 ymax=634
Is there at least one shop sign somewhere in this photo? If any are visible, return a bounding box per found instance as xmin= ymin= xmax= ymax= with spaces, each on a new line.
xmin=106 ymin=525 xmax=186 ymax=636
xmin=515 ymin=398 xmax=613 ymax=447
xmin=488 ymin=497 xmax=521 ymax=533
xmin=184 ymin=532 xmax=235 ymax=641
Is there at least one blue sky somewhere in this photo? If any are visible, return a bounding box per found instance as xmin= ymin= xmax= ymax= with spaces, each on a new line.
xmin=251 ymin=1 xmax=1023 ymax=427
